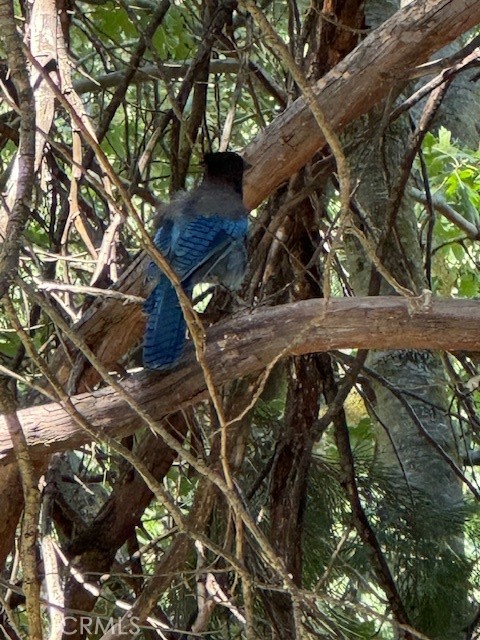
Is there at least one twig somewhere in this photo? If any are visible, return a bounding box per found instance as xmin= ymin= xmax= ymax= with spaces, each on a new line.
xmin=36 ymin=281 xmax=145 ymax=303
xmin=410 ymin=187 xmax=480 ymax=240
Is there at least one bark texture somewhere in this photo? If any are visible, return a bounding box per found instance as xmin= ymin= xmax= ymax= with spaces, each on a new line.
xmin=0 ymin=297 xmax=478 ymax=466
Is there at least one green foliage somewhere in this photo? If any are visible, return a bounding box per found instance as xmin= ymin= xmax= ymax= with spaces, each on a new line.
xmin=420 ymin=128 xmax=480 ymax=297
xmin=90 ymin=4 xmax=138 ymax=42
xmin=423 ymin=128 xmax=480 ymax=223
xmin=152 ymin=5 xmax=194 ymax=60
xmin=0 ymin=331 xmax=21 ymax=358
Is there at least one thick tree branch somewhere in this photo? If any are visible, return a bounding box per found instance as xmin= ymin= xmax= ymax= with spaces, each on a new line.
xmin=242 ymin=0 xmax=480 ymax=209
xmin=0 ymin=296 xmax=478 ymax=466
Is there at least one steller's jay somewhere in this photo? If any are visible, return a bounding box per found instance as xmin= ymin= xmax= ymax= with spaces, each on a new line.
xmin=143 ymin=151 xmax=249 ymax=370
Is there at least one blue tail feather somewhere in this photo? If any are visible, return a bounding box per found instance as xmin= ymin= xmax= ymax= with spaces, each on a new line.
xmin=143 ymin=278 xmax=188 ymax=370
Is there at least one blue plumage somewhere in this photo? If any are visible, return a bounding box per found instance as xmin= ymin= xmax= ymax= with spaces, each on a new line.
xmin=143 ymin=152 xmax=249 ymax=370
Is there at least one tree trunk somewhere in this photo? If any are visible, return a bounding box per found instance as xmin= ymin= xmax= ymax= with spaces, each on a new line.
xmin=340 ymin=1 xmax=475 ymax=636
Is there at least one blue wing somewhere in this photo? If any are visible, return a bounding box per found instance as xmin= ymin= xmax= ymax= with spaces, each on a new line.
xmin=143 ymin=215 xmax=247 ymax=370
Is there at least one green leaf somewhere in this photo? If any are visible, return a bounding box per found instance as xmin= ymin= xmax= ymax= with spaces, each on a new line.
xmin=458 ymin=273 xmax=479 ymax=297
xmin=0 ymin=333 xmax=20 ymax=358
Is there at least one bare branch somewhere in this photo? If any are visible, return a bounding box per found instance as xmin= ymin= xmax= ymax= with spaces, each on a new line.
xmin=0 ymin=296 xmax=478 ymax=466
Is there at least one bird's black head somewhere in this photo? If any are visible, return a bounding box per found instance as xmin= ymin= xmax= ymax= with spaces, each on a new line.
xmin=203 ymin=152 xmax=248 ymax=195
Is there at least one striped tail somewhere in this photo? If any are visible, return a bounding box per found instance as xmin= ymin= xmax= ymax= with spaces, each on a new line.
xmin=143 ymin=278 xmax=187 ymax=370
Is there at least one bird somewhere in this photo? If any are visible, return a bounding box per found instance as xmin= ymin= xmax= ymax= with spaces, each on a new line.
xmin=143 ymin=151 xmax=249 ymax=371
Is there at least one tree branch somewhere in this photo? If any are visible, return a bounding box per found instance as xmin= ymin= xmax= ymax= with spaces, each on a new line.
xmin=242 ymin=0 xmax=480 ymax=209
xmin=1 ymin=296 xmax=478 ymax=466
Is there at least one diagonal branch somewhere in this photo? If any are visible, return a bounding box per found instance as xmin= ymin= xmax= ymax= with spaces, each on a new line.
xmin=241 ymin=0 xmax=480 ymax=209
